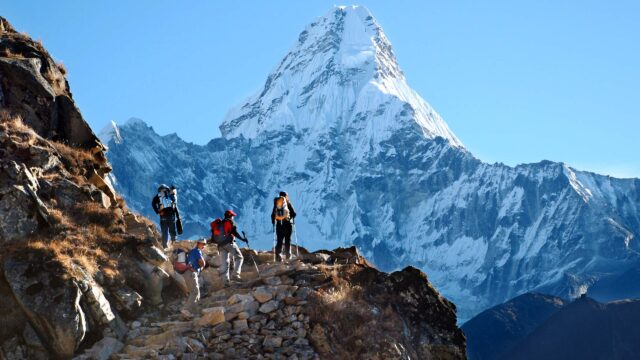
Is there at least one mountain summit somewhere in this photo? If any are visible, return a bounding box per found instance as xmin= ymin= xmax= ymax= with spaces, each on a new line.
xmin=220 ymin=6 xmax=463 ymax=147
xmin=105 ymin=7 xmax=640 ymax=321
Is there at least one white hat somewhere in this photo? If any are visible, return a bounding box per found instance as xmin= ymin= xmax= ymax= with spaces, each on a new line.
xmin=196 ymin=238 xmax=207 ymax=244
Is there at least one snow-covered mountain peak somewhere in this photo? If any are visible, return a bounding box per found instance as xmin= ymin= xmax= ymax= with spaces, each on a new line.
xmin=124 ymin=117 xmax=150 ymax=128
xmin=98 ymin=120 xmax=123 ymax=145
xmin=219 ymin=6 xmax=463 ymax=148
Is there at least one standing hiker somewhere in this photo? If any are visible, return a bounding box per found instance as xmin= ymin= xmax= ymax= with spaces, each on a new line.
xmin=180 ymin=238 xmax=206 ymax=317
xmin=210 ymin=210 xmax=248 ymax=286
xmin=271 ymin=192 xmax=296 ymax=261
xmin=152 ymin=184 xmax=180 ymax=249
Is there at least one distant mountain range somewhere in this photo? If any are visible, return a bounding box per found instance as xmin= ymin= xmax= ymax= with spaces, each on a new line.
xmin=101 ymin=5 xmax=640 ymax=320
xmin=463 ymin=293 xmax=640 ymax=360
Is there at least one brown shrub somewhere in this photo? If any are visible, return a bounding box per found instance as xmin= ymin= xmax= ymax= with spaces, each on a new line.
xmin=0 ymin=113 xmax=34 ymax=135
xmin=50 ymin=141 xmax=94 ymax=176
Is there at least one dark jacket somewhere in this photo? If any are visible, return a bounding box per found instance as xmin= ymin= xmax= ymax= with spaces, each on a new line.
xmin=227 ymin=218 xmax=246 ymax=242
xmin=271 ymin=198 xmax=296 ymax=225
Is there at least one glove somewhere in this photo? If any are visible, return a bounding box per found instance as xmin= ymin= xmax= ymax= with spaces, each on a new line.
xmin=241 ymin=237 xmax=249 ymax=244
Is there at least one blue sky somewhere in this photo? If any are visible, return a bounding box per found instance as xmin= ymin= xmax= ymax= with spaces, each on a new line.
xmin=3 ymin=1 xmax=639 ymax=178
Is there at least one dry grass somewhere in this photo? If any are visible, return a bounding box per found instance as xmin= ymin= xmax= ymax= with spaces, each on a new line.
xmin=56 ymin=61 xmax=67 ymax=76
xmin=0 ymin=113 xmax=34 ymax=135
xmin=50 ymin=140 xmax=94 ymax=176
xmin=307 ymin=266 xmax=406 ymax=359
xmin=26 ymin=238 xmax=107 ymax=277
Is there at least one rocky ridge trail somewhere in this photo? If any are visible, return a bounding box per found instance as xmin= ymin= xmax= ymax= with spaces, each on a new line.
xmin=79 ymin=244 xmax=466 ymax=360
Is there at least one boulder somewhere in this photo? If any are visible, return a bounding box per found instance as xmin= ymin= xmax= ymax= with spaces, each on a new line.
xmin=263 ymin=336 xmax=283 ymax=348
xmin=87 ymin=169 xmax=116 ymax=203
xmin=253 ymin=286 xmax=274 ymax=304
xmin=90 ymin=189 xmax=111 ymax=209
xmin=263 ymin=276 xmax=282 ymax=286
xmin=227 ymin=293 xmax=254 ymax=305
xmin=136 ymin=244 xmax=168 ymax=266
xmin=121 ymin=344 xmax=160 ymax=358
xmin=75 ymin=337 xmax=123 ymax=360
xmin=137 ymin=262 xmax=169 ymax=306
xmin=109 ymin=284 xmax=143 ymax=317
xmin=302 ymin=252 xmax=330 ymax=265
xmin=232 ymin=319 xmax=248 ymax=332
xmin=259 ymin=300 xmax=279 ymax=314
xmin=4 ymin=255 xmax=86 ymax=359
xmin=196 ymin=307 xmax=225 ymax=327
xmin=51 ymin=178 xmax=90 ymax=210
xmin=123 ymin=212 xmax=154 ymax=238
xmin=0 ymin=186 xmax=39 ymax=243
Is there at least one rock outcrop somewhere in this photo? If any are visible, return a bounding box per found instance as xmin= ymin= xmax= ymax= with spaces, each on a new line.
xmin=0 ymin=17 xmax=168 ymax=359
xmin=102 ymin=243 xmax=466 ymax=360
xmin=0 ymin=16 xmax=99 ymax=148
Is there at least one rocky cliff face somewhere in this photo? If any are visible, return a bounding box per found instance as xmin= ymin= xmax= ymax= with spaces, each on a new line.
xmin=103 ymin=6 xmax=640 ymax=321
xmin=0 ymin=16 xmax=465 ymax=359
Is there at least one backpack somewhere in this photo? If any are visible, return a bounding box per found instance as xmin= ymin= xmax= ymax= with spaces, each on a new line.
xmin=159 ymin=193 xmax=175 ymax=211
xmin=172 ymin=248 xmax=192 ymax=274
xmin=274 ymin=198 xmax=290 ymax=220
xmin=210 ymin=218 xmax=233 ymax=245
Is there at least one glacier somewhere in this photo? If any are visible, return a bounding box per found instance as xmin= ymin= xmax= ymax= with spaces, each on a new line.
xmin=103 ymin=6 xmax=640 ymax=320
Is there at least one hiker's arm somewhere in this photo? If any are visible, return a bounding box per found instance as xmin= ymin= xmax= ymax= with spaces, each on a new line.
xmin=152 ymin=196 xmax=160 ymax=214
xmin=271 ymin=207 xmax=276 ymax=224
xmin=289 ymin=203 xmax=296 ymax=219
xmin=232 ymin=227 xmax=247 ymax=242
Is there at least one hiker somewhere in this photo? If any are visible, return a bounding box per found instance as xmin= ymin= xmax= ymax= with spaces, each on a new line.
xmin=152 ymin=184 xmax=179 ymax=249
xmin=180 ymin=238 xmax=206 ymax=317
xmin=271 ymin=191 xmax=296 ymax=262
xmin=210 ymin=209 xmax=248 ymax=286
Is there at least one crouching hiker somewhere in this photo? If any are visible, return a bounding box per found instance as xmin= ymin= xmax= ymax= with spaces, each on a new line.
xmin=172 ymin=238 xmax=206 ymax=317
xmin=210 ymin=209 xmax=248 ymax=287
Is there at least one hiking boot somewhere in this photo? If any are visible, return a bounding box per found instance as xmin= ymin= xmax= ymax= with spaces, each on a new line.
xmin=223 ymin=279 xmax=231 ymax=288
xmin=231 ymin=274 xmax=242 ymax=281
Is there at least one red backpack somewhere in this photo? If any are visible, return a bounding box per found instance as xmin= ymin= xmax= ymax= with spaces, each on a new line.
xmin=172 ymin=248 xmax=193 ymax=274
xmin=210 ymin=218 xmax=233 ymax=245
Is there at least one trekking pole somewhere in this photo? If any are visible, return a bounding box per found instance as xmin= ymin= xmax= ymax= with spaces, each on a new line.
xmin=242 ymin=231 xmax=260 ymax=276
xmin=293 ymin=222 xmax=299 ymax=258
xmin=273 ymin=222 xmax=277 ymax=262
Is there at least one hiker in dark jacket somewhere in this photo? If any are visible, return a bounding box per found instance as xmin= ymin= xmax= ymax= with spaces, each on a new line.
xmin=152 ymin=184 xmax=179 ymax=249
xmin=271 ymin=191 xmax=296 ymax=261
